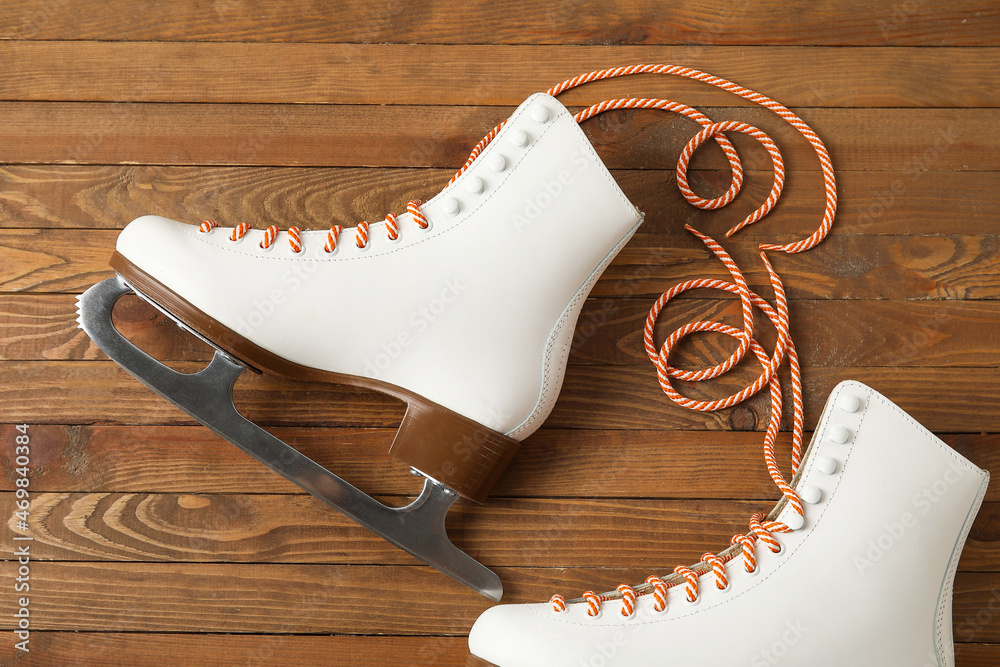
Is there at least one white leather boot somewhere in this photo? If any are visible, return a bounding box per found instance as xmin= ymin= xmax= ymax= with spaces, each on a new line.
xmin=111 ymin=92 xmax=642 ymax=498
xmin=468 ymin=380 xmax=989 ymax=666
xmin=79 ymin=91 xmax=642 ymax=598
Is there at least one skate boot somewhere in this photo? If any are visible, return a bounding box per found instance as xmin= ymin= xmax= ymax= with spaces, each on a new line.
xmin=468 ymin=380 xmax=990 ymax=666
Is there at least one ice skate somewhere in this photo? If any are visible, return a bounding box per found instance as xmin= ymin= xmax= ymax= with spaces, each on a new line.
xmin=78 ymin=65 xmax=837 ymax=600
xmin=468 ymin=380 xmax=990 ymax=666
xmin=78 ymin=90 xmax=643 ymax=601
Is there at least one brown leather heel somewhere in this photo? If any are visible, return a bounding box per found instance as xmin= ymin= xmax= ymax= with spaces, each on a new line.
xmin=390 ymin=399 xmax=521 ymax=503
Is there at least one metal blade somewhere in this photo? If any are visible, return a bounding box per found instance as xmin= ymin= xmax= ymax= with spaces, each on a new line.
xmin=77 ymin=276 xmax=502 ymax=601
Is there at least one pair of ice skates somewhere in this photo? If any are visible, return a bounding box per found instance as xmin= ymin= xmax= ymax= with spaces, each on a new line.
xmin=78 ymin=66 xmax=988 ymax=666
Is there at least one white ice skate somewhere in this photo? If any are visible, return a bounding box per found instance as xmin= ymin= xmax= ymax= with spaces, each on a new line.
xmin=468 ymin=381 xmax=989 ymax=666
xmin=78 ymin=91 xmax=643 ymax=600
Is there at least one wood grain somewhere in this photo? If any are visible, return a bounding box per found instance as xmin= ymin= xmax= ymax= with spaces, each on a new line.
xmin=3 ymin=230 xmax=998 ymax=300
xmin=0 ymin=635 xmax=996 ymax=667
xmin=2 ymin=425 xmax=998 ymax=503
xmin=4 ymin=491 xmax=997 ymax=571
xmin=0 ymin=1 xmax=996 ymax=45
xmin=1 ymin=563 xmax=998 ymax=637
xmin=0 ymin=4 xmax=997 ymax=663
xmin=2 ymin=165 xmax=996 ymax=238
xmin=5 ymin=293 xmax=998 ymax=369
xmin=0 ymin=103 xmax=989 ymax=170
xmin=0 ymin=634 xmax=473 ymax=667
xmin=2 ymin=361 xmax=1000 ymax=432
xmin=1 ymin=43 xmax=999 ymax=107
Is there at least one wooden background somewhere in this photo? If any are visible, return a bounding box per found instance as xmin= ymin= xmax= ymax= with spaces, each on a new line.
xmin=1 ymin=1 xmax=999 ymax=665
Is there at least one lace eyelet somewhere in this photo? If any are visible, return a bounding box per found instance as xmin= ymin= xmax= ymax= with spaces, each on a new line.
xmin=228 ymin=233 xmax=245 ymax=245
xmin=510 ymin=129 xmax=530 ymax=148
xmin=385 ymin=232 xmax=402 ymax=245
xmin=684 ymin=593 xmax=701 ymax=607
xmin=465 ymin=176 xmax=485 ymax=194
xmin=258 ymin=240 xmax=275 ymax=253
xmin=355 ymin=238 xmax=371 ymax=252
xmin=587 ymin=608 xmax=603 ymax=620
xmin=288 ymin=244 xmax=305 ymax=256
xmin=744 ymin=563 xmax=760 ymax=578
xmin=419 ymin=218 xmax=434 ymax=233
xmin=488 ymin=154 xmax=507 ymax=172
xmin=770 ymin=542 xmax=784 ymax=557
xmin=799 ymin=485 xmax=822 ymax=505
xmin=783 ymin=511 xmax=805 ymax=531
xmin=651 ymin=602 xmax=669 ymax=615
xmin=716 ymin=579 xmax=732 ymax=593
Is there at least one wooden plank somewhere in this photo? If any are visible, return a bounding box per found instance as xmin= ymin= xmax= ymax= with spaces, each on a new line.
xmin=595 ymin=233 xmax=1000 ymax=301
xmin=2 ymin=166 xmax=997 ymax=238
xmin=2 ymin=425 xmax=998 ymax=502
xmin=0 ymin=634 xmax=472 ymax=667
xmin=5 ymin=294 xmax=998 ymax=369
xmin=2 ymin=230 xmax=998 ymax=300
xmin=3 ymin=491 xmax=996 ymax=571
xmin=0 ymin=103 xmax=988 ymax=171
xmin=0 ymin=1 xmax=996 ymax=45
xmin=2 ymin=43 xmax=999 ymax=107
xmin=0 ymin=563 xmax=997 ymax=637
xmin=575 ymin=298 xmax=1000 ymax=368
xmin=1 ymin=634 xmax=997 ymax=667
xmin=2 ymin=361 xmax=999 ymax=432
xmin=549 ymin=365 xmax=1000 ymax=433
xmin=956 ymin=645 xmax=1000 ymax=666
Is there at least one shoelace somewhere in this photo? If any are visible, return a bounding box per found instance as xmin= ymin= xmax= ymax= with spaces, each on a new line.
xmin=197 ymin=199 xmax=429 ymax=252
xmin=520 ymin=65 xmax=836 ymax=617
xmin=197 ymin=64 xmax=833 ymax=259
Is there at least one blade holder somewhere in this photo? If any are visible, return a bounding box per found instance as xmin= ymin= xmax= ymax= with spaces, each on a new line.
xmin=77 ymin=276 xmax=503 ymax=601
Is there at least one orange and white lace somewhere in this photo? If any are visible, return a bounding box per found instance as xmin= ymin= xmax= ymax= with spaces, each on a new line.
xmin=199 ymin=197 xmax=428 ymax=253
xmin=522 ymin=65 xmax=836 ymax=617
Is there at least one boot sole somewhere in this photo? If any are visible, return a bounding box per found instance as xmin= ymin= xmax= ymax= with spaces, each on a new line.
xmin=110 ymin=251 xmax=521 ymax=503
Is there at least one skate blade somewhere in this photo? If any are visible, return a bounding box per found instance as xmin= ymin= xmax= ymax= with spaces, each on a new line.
xmin=77 ymin=276 xmax=503 ymax=601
